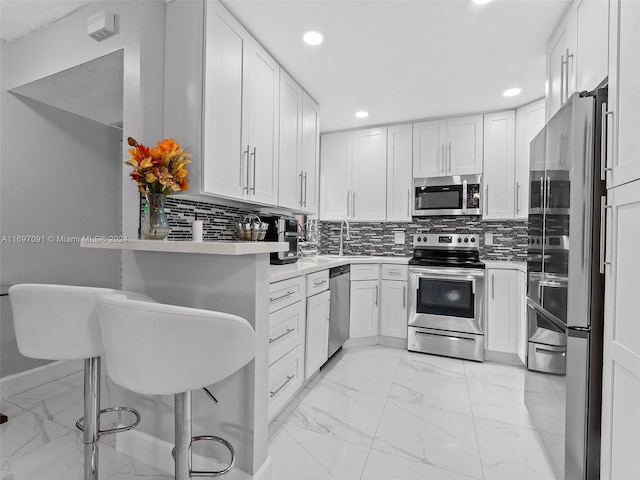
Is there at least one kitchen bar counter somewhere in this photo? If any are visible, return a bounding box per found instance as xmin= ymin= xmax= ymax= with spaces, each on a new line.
xmin=269 ymin=255 xmax=411 ymax=282
xmin=81 ymin=238 xmax=289 ymax=255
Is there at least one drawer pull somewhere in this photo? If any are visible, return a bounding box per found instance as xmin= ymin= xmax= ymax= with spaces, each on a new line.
xmin=313 ymin=279 xmax=327 ymax=286
xmin=270 ymin=290 xmax=295 ymax=302
xmin=269 ymin=328 xmax=295 ymax=344
xmin=388 ymin=271 xmax=401 ymax=276
xmin=270 ymin=375 xmax=294 ymax=398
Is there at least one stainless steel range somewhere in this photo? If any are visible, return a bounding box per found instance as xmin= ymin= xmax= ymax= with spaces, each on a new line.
xmin=408 ymin=233 xmax=485 ymax=362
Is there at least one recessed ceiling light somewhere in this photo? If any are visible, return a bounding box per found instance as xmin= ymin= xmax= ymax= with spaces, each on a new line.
xmin=503 ymin=88 xmax=522 ymax=97
xmin=303 ymin=30 xmax=324 ymax=46
xmin=472 ymin=0 xmax=494 ymax=5
xmin=355 ymin=111 xmax=369 ymax=118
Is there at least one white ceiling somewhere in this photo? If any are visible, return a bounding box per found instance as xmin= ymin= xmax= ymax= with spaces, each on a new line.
xmin=0 ymin=0 xmax=570 ymax=133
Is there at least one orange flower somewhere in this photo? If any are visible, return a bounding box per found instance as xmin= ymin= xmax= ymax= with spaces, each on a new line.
xmin=125 ymin=137 xmax=191 ymax=194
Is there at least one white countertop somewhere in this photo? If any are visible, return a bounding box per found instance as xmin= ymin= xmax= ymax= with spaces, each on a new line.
xmin=482 ymin=260 xmax=527 ymax=272
xmin=269 ymin=255 xmax=410 ymax=282
xmin=80 ymin=239 xmax=289 ymax=255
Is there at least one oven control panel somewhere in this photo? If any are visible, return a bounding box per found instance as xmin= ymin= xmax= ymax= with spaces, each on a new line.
xmin=412 ymin=233 xmax=479 ymax=249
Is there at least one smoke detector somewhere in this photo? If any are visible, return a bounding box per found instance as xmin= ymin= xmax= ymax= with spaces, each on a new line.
xmin=87 ymin=11 xmax=115 ymax=41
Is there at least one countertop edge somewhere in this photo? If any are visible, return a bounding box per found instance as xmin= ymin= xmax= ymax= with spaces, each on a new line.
xmin=482 ymin=260 xmax=527 ymax=272
xmin=269 ymin=256 xmax=411 ymax=282
xmin=80 ymin=239 xmax=290 ymax=255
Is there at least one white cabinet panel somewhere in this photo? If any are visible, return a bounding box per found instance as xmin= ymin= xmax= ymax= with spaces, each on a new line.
xmin=546 ymin=7 xmax=577 ymax=120
xmin=278 ymin=69 xmax=303 ymax=210
xmin=607 ymin=0 xmax=640 ymax=187
xmin=601 ymin=180 xmax=640 ymax=480
xmin=381 ymin=264 xmax=408 ymax=281
xmin=350 ymin=264 xmax=380 ymax=281
xmin=320 ymin=131 xmax=352 ymax=220
xmin=446 ymin=115 xmax=484 ymax=176
xmin=575 ymin=0 xmax=609 ymax=92
xmin=306 ymin=269 xmax=329 ymax=297
xmin=517 ymin=271 xmax=527 ymax=365
xmin=268 ymin=300 xmax=305 ymax=366
xmin=268 ymin=343 xmax=304 ymax=421
xmin=301 ymin=93 xmax=320 ymax=214
xmin=350 ymin=280 xmax=380 ymax=338
xmin=351 ymin=128 xmax=388 ymax=221
xmin=305 ymin=290 xmax=330 ymax=378
xmin=380 ymin=280 xmax=408 ymax=339
xmin=413 ymin=120 xmax=446 ymax=178
xmin=486 ymin=268 xmax=520 ymax=354
xmin=483 ymin=111 xmax=516 ymax=220
xmin=515 ymin=99 xmax=546 ymax=220
xmin=269 ymin=276 xmax=305 ymax=313
xmin=386 ymin=124 xmax=413 ymax=221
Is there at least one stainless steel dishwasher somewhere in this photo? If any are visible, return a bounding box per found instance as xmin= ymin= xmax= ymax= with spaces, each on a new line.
xmin=328 ymin=264 xmax=350 ymax=359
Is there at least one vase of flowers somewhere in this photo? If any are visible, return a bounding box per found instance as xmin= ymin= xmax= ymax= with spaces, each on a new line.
xmin=125 ymin=136 xmax=191 ymax=240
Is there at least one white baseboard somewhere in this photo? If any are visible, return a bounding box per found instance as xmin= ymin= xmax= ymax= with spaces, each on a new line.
xmin=0 ymin=359 xmax=83 ymax=398
xmin=485 ymin=350 xmax=523 ymax=366
xmin=343 ymin=336 xmax=379 ymax=349
xmin=116 ymin=428 xmax=272 ymax=480
xmin=379 ymin=335 xmax=407 ymax=348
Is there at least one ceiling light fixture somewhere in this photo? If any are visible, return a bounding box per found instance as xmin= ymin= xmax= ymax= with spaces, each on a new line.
xmin=303 ymin=30 xmax=324 ymax=46
xmin=355 ymin=111 xmax=369 ymax=118
xmin=503 ymin=88 xmax=522 ymax=97
xmin=472 ymin=0 xmax=494 ymax=5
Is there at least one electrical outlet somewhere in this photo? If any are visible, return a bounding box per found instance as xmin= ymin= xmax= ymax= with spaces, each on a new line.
xmin=485 ymin=233 xmax=493 ymax=245
xmin=394 ymin=231 xmax=405 ymax=245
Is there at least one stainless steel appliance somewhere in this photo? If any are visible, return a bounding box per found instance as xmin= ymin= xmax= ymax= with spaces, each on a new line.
xmin=412 ymin=174 xmax=482 ymax=216
xmin=328 ymin=265 xmax=350 ymax=359
xmin=261 ymin=216 xmax=299 ymax=265
xmin=524 ymin=88 xmax=607 ymax=480
xmin=408 ymin=233 xmax=485 ymax=361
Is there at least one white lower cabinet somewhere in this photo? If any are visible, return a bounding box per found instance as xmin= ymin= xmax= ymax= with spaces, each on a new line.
xmin=380 ymin=264 xmax=408 ymax=339
xmin=268 ymin=344 xmax=304 ymax=421
xmin=350 ymin=264 xmax=380 ymax=339
xmin=485 ymin=268 xmax=524 ymax=357
xmin=305 ymin=290 xmax=330 ymax=378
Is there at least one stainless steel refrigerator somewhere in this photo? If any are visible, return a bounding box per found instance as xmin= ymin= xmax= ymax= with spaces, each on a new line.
xmin=525 ymin=88 xmax=607 ymax=480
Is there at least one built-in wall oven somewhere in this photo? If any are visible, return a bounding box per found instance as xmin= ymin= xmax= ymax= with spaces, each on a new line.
xmin=408 ymin=233 xmax=485 ymax=362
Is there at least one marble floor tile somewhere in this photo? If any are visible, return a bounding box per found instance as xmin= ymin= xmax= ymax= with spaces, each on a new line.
xmin=474 ymin=417 xmax=557 ymax=480
xmin=0 ymin=407 xmax=71 ymax=466
xmin=463 ymin=361 xmax=525 ymax=389
xmin=520 ymin=388 xmax=565 ymax=436
xmin=1 ymin=429 xmax=133 ymax=480
xmin=285 ymin=381 xmax=387 ymax=447
xmin=361 ymin=449 xmax=482 ymax=480
xmin=338 ymin=345 xmax=403 ymax=381
xmin=402 ymin=350 xmax=467 ymax=379
xmin=5 ymin=371 xmax=85 ymax=409
xmin=318 ymin=354 xmax=395 ymax=399
xmin=106 ymin=461 xmax=173 ymax=480
xmin=269 ymin=423 xmax=369 ymax=480
xmin=372 ymin=399 xmax=484 ymax=479
xmin=467 ymin=380 xmax=536 ymax=429
xmin=391 ymin=358 xmax=472 ymax=416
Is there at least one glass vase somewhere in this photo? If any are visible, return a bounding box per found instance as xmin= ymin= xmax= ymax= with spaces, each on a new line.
xmin=142 ymin=192 xmax=169 ymax=240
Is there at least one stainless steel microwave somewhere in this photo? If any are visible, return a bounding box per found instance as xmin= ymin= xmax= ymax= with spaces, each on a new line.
xmin=412 ymin=174 xmax=482 ymax=216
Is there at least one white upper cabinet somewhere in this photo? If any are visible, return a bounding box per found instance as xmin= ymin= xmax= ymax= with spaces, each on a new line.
xmin=386 ymin=124 xmax=413 ymax=221
xmin=413 ymin=115 xmax=483 ymax=178
xmin=301 ymin=93 xmax=320 ymax=214
xmin=483 ymin=111 xmax=516 ymax=221
xmin=515 ymin=99 xmax=546 ymax=220
xmin=320 ymin=131 xmax=352 ymax=220
xmin=278 ymin=69 xmax=303 ymax=210
xmin=607 ymin=0 xmax=640 ymax=188
xmin=319 ymin=128 xmax=387 ymax=221
xmin=351 ymin=128 xmax=388 ymax=221
xmin=546 ymin=4 xmax=577 ymax=120
xmin=575 ymin=0 xmax=609 ymax=92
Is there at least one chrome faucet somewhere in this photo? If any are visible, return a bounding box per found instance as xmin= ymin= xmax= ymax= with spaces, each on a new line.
xmin=339 ymin=219 xmax=351 ymax=256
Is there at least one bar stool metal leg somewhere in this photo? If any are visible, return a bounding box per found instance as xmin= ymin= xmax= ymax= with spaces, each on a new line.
xmin=175 ymin=391 xmax=192 ymax=480
xmin=83 ymin=357 xmax=100 ymax=480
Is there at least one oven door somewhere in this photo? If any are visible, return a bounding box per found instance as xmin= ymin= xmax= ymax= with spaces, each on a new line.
xmin=408 ymin=267 xmax=485 ymax=334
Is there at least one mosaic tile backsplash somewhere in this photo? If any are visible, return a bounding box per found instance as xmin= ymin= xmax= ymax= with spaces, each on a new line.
xmin=158 ymin=196 xmax=527 ymax=262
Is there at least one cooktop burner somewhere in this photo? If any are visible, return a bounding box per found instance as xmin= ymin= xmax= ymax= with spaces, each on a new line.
xmin=409 ymin=233 xmax=484 ymax=269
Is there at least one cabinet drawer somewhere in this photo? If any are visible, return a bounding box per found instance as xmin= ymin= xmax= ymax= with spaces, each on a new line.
xmin=269 ymin=276 xmax=305 ymax=313
xmin=269 ymin=301 xmax=305 ymax=366
xmin=268 ymin=343 xmax=304 ymax=421
xmin=306 ymin=270 xmax=329 ymax=296
xmin=350 ymin=264 xmax=380 ymax=281
xmin=381 ymin=264 xmax=408 ymax=281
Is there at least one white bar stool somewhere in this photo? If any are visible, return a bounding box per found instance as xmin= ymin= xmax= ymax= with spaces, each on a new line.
xmin=96 ymin=293 xmax=256 ymax=480
xmin=8 ymin=284 xmax=151 ymax=480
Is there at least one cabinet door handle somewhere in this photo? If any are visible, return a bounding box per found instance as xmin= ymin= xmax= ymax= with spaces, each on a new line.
xmin=251 ymin=147 xmax=257 ymax=194
xmin=346 ymin=191 xmax=350 ymax=217
xmin=352 ymin=191 xmax=356 ymax=218
xmin=402 ymin=285 xmax=406 ymax=308
xmin=375 ymin=285 xmax=378 ymax=306
xmin=491 ymin=274 xmax=495 ymax=299
xmin=270 ymin=375 xmax=294 ymax=398
xmin=601 ymin=104 xmax=614 ymax=181
xmin=313 ymin=279 xmax=327 ymax=286
xmin=485 ymin=184 xmax=489 ymax=214
xmin=244 ymin=145 xmax=250 ymax=192
xmin=441 ymin=143 xmax=445 ymax=174
xmin=407 ymin=188 xmax=411 ymax=216
xmin=303 ymin=172 xmax=308 ymax=207
xmin=448 ymin=142 xmax=452 ymax=173
xmin=516 ymin=182 xmax=521 ymax=214
xmin=299 ymin=172 xmax=304 ymax=206
xmin=269 ymin=328 xmax=295 ymax=344
xmin=599 ymin=196 xmax=612 ymax=274
xmin=565 ymin=48 xmax=574 ymax=102
xmin=560 ymin=53 xmax=566 ymax=105
xmin=270 ymin=290 xmax=295 ymax=302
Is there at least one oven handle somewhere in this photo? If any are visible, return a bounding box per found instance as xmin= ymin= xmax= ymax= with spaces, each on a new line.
xmin=409 ymin=268 xmax=485 ymax=279
xmin=415 ymin=330 xmax=476 ymax=342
